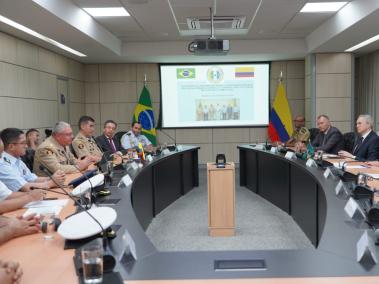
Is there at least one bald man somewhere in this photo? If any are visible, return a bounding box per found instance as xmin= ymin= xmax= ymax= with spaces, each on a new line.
xmin=311 ymin=115 xmax=343 ymax=154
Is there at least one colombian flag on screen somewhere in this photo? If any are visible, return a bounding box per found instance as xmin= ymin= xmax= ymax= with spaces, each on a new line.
xmin=235 ymin=67 xmax=255 ymax=78
xmin=267 ymin=81 xmax=293 ymax=142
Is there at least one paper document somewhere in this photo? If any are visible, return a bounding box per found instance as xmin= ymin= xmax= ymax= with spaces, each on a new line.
xmin=24 ymin=199 xmax=69 ymax=208
xmin=345 ymin=165 xmax=368 ymax=169
xmin=23 ymin=206 xmax=63 ymax=217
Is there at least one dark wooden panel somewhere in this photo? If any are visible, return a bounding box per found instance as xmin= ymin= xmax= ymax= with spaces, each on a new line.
xmin=192 ymin=150 xmax=199 ymax=187
xmin=131 ymin=166 xmax=154 ymax=231
xmin=182 ymin=151 xmax=194 ymax=195
xmin=257 ymin=152 xmax=290 ymax=213
xmin=239 ymin=149 xmax=246 ymax=186
xmin=290 ymin=165 xmax=318 ymax=246
xmin=317 ymin=184 xmax=327 ymax=244
xmin=153 ymin=156 xmax=182 ymax=215
xmin=245 ymin=150 xmax=258 ymax=193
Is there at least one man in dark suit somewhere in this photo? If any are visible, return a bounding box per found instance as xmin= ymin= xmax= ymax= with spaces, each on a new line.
xmin=339 ymin=114 xmax=379 ymax=161
xmin=311 ymin=114 xmax=344 ymax=154
xmin=95 ymin=120 xmax=122 ymax=154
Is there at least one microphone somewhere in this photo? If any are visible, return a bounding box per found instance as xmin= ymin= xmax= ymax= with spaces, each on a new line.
xmin=70 ymin=164 xmax=95 ymax=208
xmin=97 ymin=154 xmax=114 ymax=187
xmin=341 ymin=160 xmax=365 ymax=171
xmin=38 ymin=164 xmax=116 ymax=271
xmin=31 ymin=186 xmax=68 ymax=196
xmin=74 ymin=163 xmax=112 ymax=201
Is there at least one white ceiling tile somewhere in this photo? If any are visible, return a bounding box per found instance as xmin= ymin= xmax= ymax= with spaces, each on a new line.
xmin=283 ymin=13 xmax=333 ymax=34
xmin=248 ymin=0 xmax=307 ymax=35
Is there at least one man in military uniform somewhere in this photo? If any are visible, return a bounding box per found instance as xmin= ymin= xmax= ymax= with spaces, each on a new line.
xmin=33 ymin=121 xmax=95 ymax=176
xmin=285 ymin=115 xmax=308 ymax=147
xmin=72 ymin=116 xmax=102 ymax=161
xmin=121 ymin=122 xmax=153 ymax=152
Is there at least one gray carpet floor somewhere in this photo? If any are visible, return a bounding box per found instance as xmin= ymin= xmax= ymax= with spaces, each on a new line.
xmin=146 ymin=168 xmax=313 ymax=251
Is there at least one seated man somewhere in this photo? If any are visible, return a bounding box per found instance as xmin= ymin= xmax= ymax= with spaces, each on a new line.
xmin=121 ymin=122 xmax=153 ymax=152
xmin=0 ymin=180 xmax=43 ymax=214
xmin=339 ymin=114 xmax=379 ymax=161
xmin=0 ymin=214 xmax=40 ymax=245
xmin=96 ymin=120 xmax=122 ymax=154
xmin=285 ymin=115 xmax=308 ymax=147
xmin=25 ymin=128 xmax=40 ymax=151
xmin=0 ymin=136 xmax=44 ymax=213
xmin=72 ymin=116 xmax=102 ymax=161
xmin=33 ymin=121 xmax=95 ymax=176
xmin=311 ymin=114 xmax=343 ymax=154
xmin=0 ymin=130 xmax=65 ymax=192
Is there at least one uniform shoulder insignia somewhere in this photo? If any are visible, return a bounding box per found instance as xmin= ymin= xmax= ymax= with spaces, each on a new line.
xmin=78 ymin=143 xmax=84 ymax=149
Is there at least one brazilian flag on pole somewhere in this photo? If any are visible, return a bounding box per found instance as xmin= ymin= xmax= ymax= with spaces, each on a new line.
xmin=132 ymin=85 xmax=157 ymax=145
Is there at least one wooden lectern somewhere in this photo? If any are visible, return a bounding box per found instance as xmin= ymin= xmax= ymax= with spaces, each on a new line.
xmin=207 ymin=162 xmax=235 ymax=237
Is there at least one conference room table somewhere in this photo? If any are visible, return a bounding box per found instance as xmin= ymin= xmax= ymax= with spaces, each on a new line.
xmin=0 ymin=145 xmax=199 ymax=284
xmin=2 ymin=144 xmax=379 ymax=284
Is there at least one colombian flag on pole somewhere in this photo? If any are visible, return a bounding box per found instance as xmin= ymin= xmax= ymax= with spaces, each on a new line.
xmin=132 ymin=85 xmax=157 ymax=145
xmin=267 ymin=80 xmax=293 ymax=142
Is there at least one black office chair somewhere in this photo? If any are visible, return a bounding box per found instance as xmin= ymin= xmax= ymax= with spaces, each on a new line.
xmin=21 ymin=149 xmax=35 ymax=171
xmin=114 ymin=131 xmax=126 ymax=146
xmin=343 ymin=132 xmax=356 ymax=153
xmin=70 ymin=144 xmax=78 ymax=159
xmin=309 ymin=128 xmax=320 ymax=142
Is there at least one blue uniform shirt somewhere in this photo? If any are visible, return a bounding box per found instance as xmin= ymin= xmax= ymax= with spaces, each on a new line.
xmin=121 ymin=131 xmax=152 ymax=150
xmin=0 ymin=180 xmax=12 ymax=201
xmin=0 ymin=152 xmax=38 ymax=191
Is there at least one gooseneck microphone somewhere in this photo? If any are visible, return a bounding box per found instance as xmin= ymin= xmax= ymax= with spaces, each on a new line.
xmin=72 ymin=164 xmax=95 ymax=208
xmin=38 ymin=164 xmax=103 ymax=232
xmin=31 ymin=187 xmax=68 ymax=196
xmin=341 ymin=160 xmax=365 ymax=171
xmin=38 ymin=164 xmax=116 ymax=271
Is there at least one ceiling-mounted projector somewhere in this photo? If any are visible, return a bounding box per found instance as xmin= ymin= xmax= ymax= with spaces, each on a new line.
xmin=187 ymin=7 xmax=229 ymax=55
xmin=188 ymin=39 xmax=229 ymax=55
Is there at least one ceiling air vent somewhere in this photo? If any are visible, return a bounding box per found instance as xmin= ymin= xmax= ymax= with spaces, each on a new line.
xmin=186 ymin=16 xmax=246 ymax=31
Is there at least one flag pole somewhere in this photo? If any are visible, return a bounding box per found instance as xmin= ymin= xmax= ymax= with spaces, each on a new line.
xmin=144 ymin=73 xmax=147 ymax=86
xmin=279 ymin=71 xmax=283 ymax=83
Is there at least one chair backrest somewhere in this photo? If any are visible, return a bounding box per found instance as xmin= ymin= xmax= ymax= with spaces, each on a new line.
xmin=114 ymin=131 xmax=127 ymax=145
xmin=309 ymin=128 xmax=320 ymax=142
xmin=21 ymin=149 xmax=35 ymax=171
xmin=343 ymin=132 xmax=356 ymax=153
xmin=69 ymin=144 xmax=78 ymax=158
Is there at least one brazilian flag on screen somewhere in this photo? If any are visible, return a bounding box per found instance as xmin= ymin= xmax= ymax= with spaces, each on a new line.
xmin=132 ymin=86 xmax=157 ymax=145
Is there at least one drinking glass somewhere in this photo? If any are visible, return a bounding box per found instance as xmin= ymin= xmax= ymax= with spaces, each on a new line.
xmin=81 ymin=239 xmax=103 ymax=284
xmin=41 ymin=213 xmax=55 ymax=240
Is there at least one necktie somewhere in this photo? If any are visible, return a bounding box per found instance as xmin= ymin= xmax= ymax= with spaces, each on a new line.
xmin=353 ymin=136 xmax=364 ymax=154
xmin=108 ymin=138 xmax=116 ymax=153
xmin=322 ymin=133 xmax=327 ymax=146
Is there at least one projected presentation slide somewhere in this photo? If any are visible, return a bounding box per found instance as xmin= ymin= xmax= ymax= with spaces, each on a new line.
xmin=160 ymin=63 xmax=269 ymax=128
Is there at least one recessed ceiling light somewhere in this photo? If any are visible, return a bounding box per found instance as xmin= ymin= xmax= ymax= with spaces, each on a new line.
xmin=83 ymin=7 xmax=130 ymax=17
xmin=300 ymin=2 xmax=347 ymax=13
xmin=345 ymin=34 xmax=379 ymax=52
xmin=0 ymin=15 xmax=86 ymax=57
